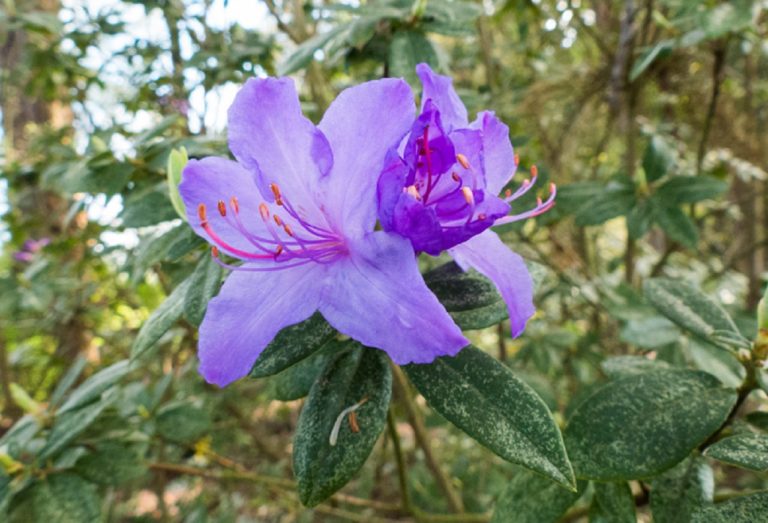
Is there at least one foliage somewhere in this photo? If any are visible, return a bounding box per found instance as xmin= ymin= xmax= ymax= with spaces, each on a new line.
xmin=1 ymin=0 xmax=767 ymax=521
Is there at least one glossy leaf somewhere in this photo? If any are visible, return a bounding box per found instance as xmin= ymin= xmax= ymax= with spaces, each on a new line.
xmin=405 ymin=346 xmax=575 ymax=489
xmin=651 ymin=457 xmax=714 ymax=523
xmin=644 ymin=278 xmax=744 ymax=349
xmin=692 ymin=492 xmax=768 ymax=523
xmin=704 ymin=433 xmax=768 ymax=471
xmin=564 ymin=369 xmax=736 ymax=480
xmin=131 ymin=276 xmax=191 ymax=359
xmin=184 ymin=253 xmax=223 ymax=327
xmin=293 ymin=345 xmax=391 ymax=507
xmin=491 ymin=468 xmax=584 ymax=523
xmin=249 ymin=313 xmax=336 ymax=378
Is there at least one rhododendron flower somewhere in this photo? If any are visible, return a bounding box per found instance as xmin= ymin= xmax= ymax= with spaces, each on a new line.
xmin=180 ymin=77 xmax=468 ymax=387
xmin=377 ymin=64 xmax=556 ymax=337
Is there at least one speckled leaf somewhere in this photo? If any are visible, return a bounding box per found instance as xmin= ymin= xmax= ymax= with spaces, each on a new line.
xmin=590 ymin=481 xmax=635 ymax=523
xmin=183 ymin=253 xmax=223 ymax=326
xmin=601 ymin=355 xmax=670 ymax=378
xmin=131 ymin=276 xmax=191 ymax=359
xmin=692 ymin=492 xmax=768 ymax=522
xmin=38 ymin=394 xmax=115 ymax=461
xmin=250 ymin=313 xmax=336 ymax=378
xmin=8 ymin=473 xmax=100 ymax=523
xmin=268 ymin=340 xmax=341 ymax=401
xmin=405 ymin=346 xmax=575 ymax=489
xmin=491 ymin=468 xmax=585 ymax=523
xmin=704 ymin=433 xmax=768 ymax=471
xmin=74 ymin=442 xmax=145 ymax=486
xmin=293 ymin=345 xmax=391 ymax=507
xmin=644 ymin=278 xmax=744 ymax=350
xmin=651 ymin=457 xmax=714 ymax=523
xmin=564 ymin=369 xmax=736 ymax=480
xmin=58 ymin=360 xmax=129 ymax=414
xmin=156 ymin=403 xmax=212 ymax=444
xmin=746 ymin=412 xmax=768 ymax=431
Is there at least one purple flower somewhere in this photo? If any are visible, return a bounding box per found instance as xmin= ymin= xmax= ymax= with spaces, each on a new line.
xmin=377 ymin=64 xmax=556 ymax=337
xmin=12 ymin=237 xmax=50 ymax=263
xmin=179 ymin=76 xmax=468 ymax=387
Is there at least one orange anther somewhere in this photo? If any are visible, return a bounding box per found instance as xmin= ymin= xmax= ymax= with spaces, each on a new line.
xmin=531 ymin=165 xmax=538 ymax=177
xmin=274 ymin=215 xmax=283 ymax=226
xmin=514 ymin=154 xmax=520 ymax=166
xmin=406 ymin=185 xmax=422 ymax=201
xmin=230 ymin=196 xmax=240 ymax=214
xmin=456 ymin=153 xmax=470 ymax=169
xmin=550 ymin=182 xmax=556 ymax=193
xmin=461 ymin=186 xmax=474 ymax=205
xmin=451 ymin=172 xmax=461 ymax=182
xmin=211 ymin=246 xmax=219 ymax=258
xmin=275 ymin=245 xmax=284 ymax=256
xmin=198 ymin=203 xmax=207 ymax=223
xmin=349 ymin=411 xmax=360 ymax=433
xmin=505 ymin=189 xmax=512 ymax=198
xmin=537 ymin=197 xmax=543 ymax=206
xmin=284 ymin=224 xmax=294 ymax=237
xmin=217 ymin=200 xmax=227 ymax=217
xmin=478 ymin=213 xmax=487 ymax=220
xmin=259 ymin=203 xmax=270 ymax=220
xmin=270 ymin=183 xmax=283 ymax=205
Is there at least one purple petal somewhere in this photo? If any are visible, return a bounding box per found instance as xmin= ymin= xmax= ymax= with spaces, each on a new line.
xmin=403 ymin=100 xmax=456 ymax=181
xmin=198 ymin=265 xmax=326 ymax=387
xmin=376 ymin=150 xmax=410 ymax=232
xmin=390 ymin=193 xmax=445 ymax=255
xmin=470 ymin=111 xmax=517 ymax=195
xmin=449 ymin=230 xmax=534 ymax=337
xmin=319 ymin=232 xmax=468 ymax=364
xmin=228 ymin=77 xmax=332 ymax=217
xmin=416 ymin=63 xmax=468 ymax=132
xmin=179 ymin=157 xmax=270 ymax=253
xmin=318 ymin=78 xmax=415 ymax=236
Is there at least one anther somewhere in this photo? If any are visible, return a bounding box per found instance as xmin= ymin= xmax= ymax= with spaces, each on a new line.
xmin=275 ymin=245 xmax=284 ymax=256
xmin=274 ymin=215 xmax=283 ymax=226
xmin=230 ymin=196 xmax=239 ymax=214
xmin=217 ymin=200 xmax=227 ymax=217
xmin=478 ymin=213 xmax=487 ymax=220
xmin=270 ymin=183 xmax=283 ymax=205
xmin=259 ymin=203 xmax=270 ymax=220
xmin=211 ymin=246 xmax=219 ymax=258
xmin=505 ymin=189 xmax=512 ymax=198
xmin=284 ymin=224 xmax=294 ymax=237
xmin=461 ymin=186 xmax=474 ymax=205
xmin=537 ymin=197 xmax=543 ymax=206
xmin=198 ymin=203 xmax=207 ymax=224
xmin=451 ymin=172 xmax=461 ymax=182
xmin=514 ymin=154 xmax=520 ymax=166
xmin=456 ymin=153 xmax=470 ymax=169
xmin=406 ymin=185 xmax=422 ymax=201
xmin=348 ymin=411 xmax=360 ymax=433
xmin=531 ymin=165 xmax=538 ymax=178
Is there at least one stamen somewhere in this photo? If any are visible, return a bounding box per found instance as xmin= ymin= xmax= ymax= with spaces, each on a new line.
xmin=284 ymin=224 xmax=294 ymax=237
xmin=259 ymin=203 xmax=270 ymax=221
xmin=531 ymin=165 xmax=538 ymax=178
xmin=198 ymin=203 xmax=207 ymax=224
xmin=461 ymin=186 xmax=474 ymax=205
xmin=329 ymin=397 xmax=369 ymax=446
xmin=274 ymin=215 xmax=283 ymax=226
xmin=457 ymin=153 xmax=470 ymax=169
xmin=230 ymin=196 xmax=239 ymax=214
xmin=348 ymin=411 xmax=360 ymax=433
xmin=211 ymin=246 xmax=219 ymax=258
xmin=451 ymin=172 xmax=461 ymax=182
xmin=477 ymin=213 xmax=487 ymax=220
xmin=514 ymin=154 xmax=520 ymax=167
xmin=505 ymin=189 xmax=512 ymax=198
xmin=275 ymin=245 xmax=284 ymax=257
xmin=406 ymin=185 xmax=422 ymax=201
xmin=217 ymin=200 xmax=227 ymax=217
xmin=270 ymin=183 xmax=283 ymax=205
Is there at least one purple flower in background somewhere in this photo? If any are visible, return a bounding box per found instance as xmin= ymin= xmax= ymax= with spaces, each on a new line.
xmin=12 ymin=237 xmax=50 ymax=263
xmin=377 ymin=64 xmax=556 ymax=337
xmin=180 ymin=76 xmax=468 ymax=387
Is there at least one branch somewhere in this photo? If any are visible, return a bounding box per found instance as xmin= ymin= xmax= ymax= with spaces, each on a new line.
xmin=696 ymin=41 xmax=728 ymax=175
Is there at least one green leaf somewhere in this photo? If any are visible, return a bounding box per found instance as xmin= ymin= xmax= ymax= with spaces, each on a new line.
xmin=267 ymin=340 xmax=341 ymax=401
xmin=131 ymin=276 xmax=191 ymax=359
xmin=423 ymin=262 xmax=508 ymax=330
xmin=49 ymin=357 xmax=87 ymax=408
xmin=643 ymin=278 xmax=744 ymax=349
xmin=630 ymin=41 xmax=674 ymax=82
xmin=626 ymin=199 xmax=655 ymax=239
xmin=156 ymin=403 xmax=212 ymax=444
xmin=166 ymin=147 xmax=188 ymax=220
xmin=250 ymin=313 xmax=336 ymax=378
xmin=8 ymin=474 xmax=100 ymax=523
xmin=278 ymin=25 xmax=350 ymax=76
xmin=58 ymin=360 xmax=129 ymax=414
xmin=601 ymin=355 xmax=670 ymax=378
xmin=642 ymin=135 xmax=675 ymax=182
xmin=657 ymin=176 xmax=728 ymax=205
xmin=388 ymin=31 xmax=438 ymax=84
xmin=746 ymin=412 xmax=768 ymax=431
xmin=619 ymin=316 xmax=680 ymax=349
xmin=590 ymin=482 xmax=635 ymax=523
xmin=121 ymin=183 xmax=178 ymax=227
xmin=422 ymin=0 xmax=482 ymax=36
xmin=184 ymin=254 xmax=223 ymax=327
xmin=692 ymin=492 xmax=768 ymax=523
xmin=574 ymin=180 xmax=636 ymax=227
xmin=491 ymin=469 xmax=585 ymax=523
xmin=654 ymin=203 xmax=698 ymax=248
xmin=74 ymin=442 xmax=145 ymax=486
xmin=650 ymin=457 xmax=714 ymax=523
xmin=405 ymin=346 xmax=575 ymax=489
xmin=293 ymin=345 xmax=391 ymax=507
xmin=564 ymin=369 xmax=736 ymax=480
xmin=704 ymin=433 xmax=768 ymax=471
xmin=39 ymin=395 xmax=115 ymax=461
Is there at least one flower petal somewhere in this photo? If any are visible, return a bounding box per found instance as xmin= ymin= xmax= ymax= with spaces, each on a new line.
xmin=318 ymin=78 xmax=415 ymax=236
xmin=179 ymin=157 xmax=270 ymax=253
xmin=198 ymin=265 xmax=326 ymax=387
xmin=470 ymin=111 xmax=517 ymax=194
xmin=228 ymin=77 xmax=332 ymax=215
xmin=319 ymin=232 xmax=468 ymax=364
xmin=449 ymin=230 xmax=534 ymax=337
xmin=416 ymin=63 xmax=468 ymax=132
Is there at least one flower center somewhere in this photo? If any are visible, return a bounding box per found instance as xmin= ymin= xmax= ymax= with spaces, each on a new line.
xmin=197 ymin=183 xmax=345 ymax=272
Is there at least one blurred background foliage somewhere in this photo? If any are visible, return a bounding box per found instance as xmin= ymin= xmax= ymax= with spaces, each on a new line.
xmin=0 ymin=0 xmax=767 ymax=521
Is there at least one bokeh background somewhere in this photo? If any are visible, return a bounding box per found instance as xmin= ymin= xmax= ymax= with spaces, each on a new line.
xmin=1 ymin=0 xmax=767 ymax=521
